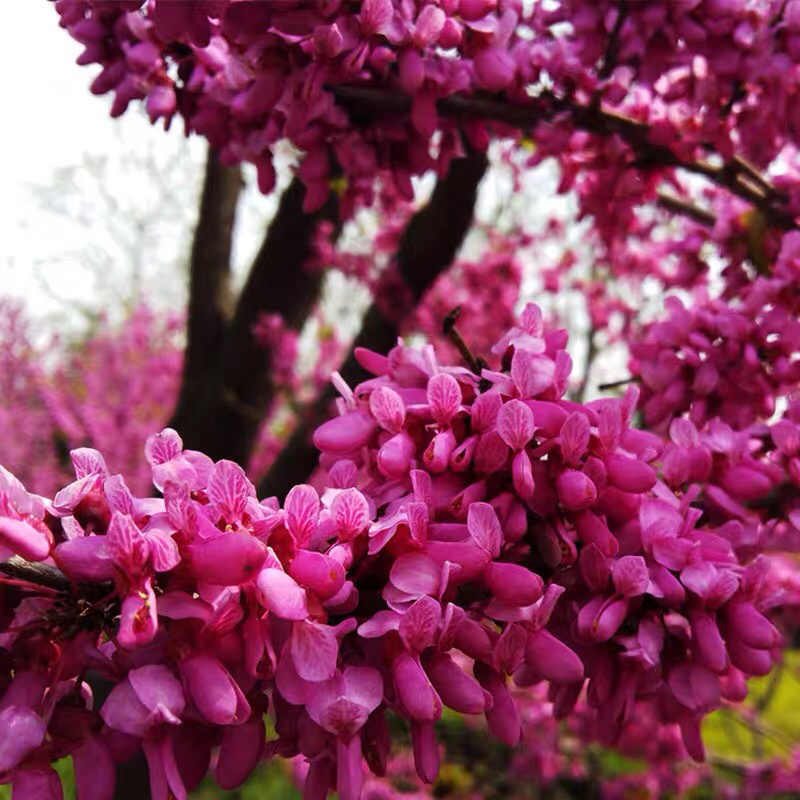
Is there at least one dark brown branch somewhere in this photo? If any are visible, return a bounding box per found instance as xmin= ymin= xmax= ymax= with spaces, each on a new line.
xmin=259 ymin=151 xmax=488 ymax=500
xmin=172 ymin=177 xmax=338 ymax=466
xmin=657 ymin=191 xmax=716 ymax=227
xmin=330 ymin=85 xmax=796 ymax=230
xmin=0 ymin=556 xmax=71 ymax=592
xmin=598 ymin=1 xmax=629 ymax=80
xmin=170 ymin=147 xmax=243 ymax=431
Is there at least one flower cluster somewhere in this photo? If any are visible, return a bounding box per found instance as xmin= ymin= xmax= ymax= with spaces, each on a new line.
xmin=52 ymin=0 xmax=800 ymax=216
xmin=630 ymin=287 xmax=800 ymax=434
xmin=0 ymin=305 xmax=788 ymax=799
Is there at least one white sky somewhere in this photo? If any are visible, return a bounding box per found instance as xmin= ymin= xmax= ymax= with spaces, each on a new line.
xmin=0 ymin=1 xmax=208 ymax=323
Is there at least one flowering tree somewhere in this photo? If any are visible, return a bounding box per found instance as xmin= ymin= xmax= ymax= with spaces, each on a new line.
xmin=2 ymin=1 xmax=800 ymax=798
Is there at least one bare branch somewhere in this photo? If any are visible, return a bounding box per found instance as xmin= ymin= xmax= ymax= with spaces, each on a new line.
xmin=657 ymin=191 xmax=716 ymax=227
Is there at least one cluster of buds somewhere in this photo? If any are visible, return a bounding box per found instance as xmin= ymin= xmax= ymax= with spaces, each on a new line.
xmin=0 ymin=305 xmax=787 ymax=799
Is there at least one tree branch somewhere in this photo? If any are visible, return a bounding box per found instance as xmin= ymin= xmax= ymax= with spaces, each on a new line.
xmin=259 ymin=151 xmax=488 ymax=500
xmin=330 ymin=85 xmax=796 ymax=230
xmin=172 ymin=177 xmax=338 ymax=466
xmin=657 ymin=191 xmax=716 ymax=227
xmin=170 ymin=147 xmax=242 ymax=432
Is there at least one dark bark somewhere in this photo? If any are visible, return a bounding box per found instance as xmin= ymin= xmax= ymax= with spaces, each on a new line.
xmin=259 ymin=150 xmax=488 ymax=500
xmin=170 ymin=148 xmax=242 ymax=431
xmin=171 ymin=177 xmax=338 ymax=466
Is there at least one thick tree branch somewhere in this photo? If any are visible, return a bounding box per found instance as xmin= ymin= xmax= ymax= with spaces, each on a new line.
xmin=0 ymin=556 xmax=71 ymax=591
xmin=259 ymin=151 xmax=488 ymax=500
xmin=330 ymin=85 xmax=796 ymax=230
xmin=172 ymin=177 xmax=338 ymax=466
xmin=170 ymin=147 xmax=243 ymax=431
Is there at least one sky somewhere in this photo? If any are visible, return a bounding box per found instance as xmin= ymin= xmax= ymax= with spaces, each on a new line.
xmin=1 ymin=1 xmax=207 ymax=322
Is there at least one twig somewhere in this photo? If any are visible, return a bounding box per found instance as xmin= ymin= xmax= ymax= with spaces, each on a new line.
xmin=443 ymin=307 xmax=482 ymax=374
xmin=597 ymin=376 xmax=639 ymax=391
xmin=657 ymin=192 xmax=716 ymax=227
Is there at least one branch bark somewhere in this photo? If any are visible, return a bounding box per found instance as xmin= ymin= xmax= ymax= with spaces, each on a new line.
xmin=259 ymin=150 xmax=488 ymax=500
xmin=170 ymin=147 xmax=242 ymax=431
xmin=171 ymin=177 xmax=338 ymax=466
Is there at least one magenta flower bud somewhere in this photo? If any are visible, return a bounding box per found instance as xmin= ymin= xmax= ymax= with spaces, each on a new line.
xmin=11 ymin=767 xmax=63 ymax=799
xmin=410 ymin=720 xmax=440 ymax=784
xmin=73 ymin=736 xmax=116 ymax=800
xmin=690 ymin=611 xmax=728 ymax=673
xmin=423 ymin=428 xmax=458 ymax=473
xmin=413 ymin=4 xmax=445 ymax=48
xmin=377 ymin=431 xmax=415 ymax=478
xmin=723 ymin=602 xmax=778 ymax=649
xmin=573 ymin=511 xmax=617 ymax=556
xmin=458 ymin=0 xmax=497 ymax=20
xmin=726 ymin=638 xmax=773 ymax=676
xmin=392 ymin=654 xmax=442 ymax=721
xmin=425 ymin=652 xmax=490 ymax=714
xmin=215 ymin=716 xmax=266 ymax=790
xmin=189 ymin=532 xmax=266 ymax=586
xmin=473 ymin=47 xmax=516 ymax=92
xmin=118 ymin=579 xmax=158 ymax=649
xmin=474 ymin=664 xmax=520 ymax=746
xmin=453 ymin=618 xmax=493 ymax=660
xmin=449 ymin=434 xmax=478 ymax=472
xmin=363 ymin=711 xmax=390 ymax=777
xmin=719 ymin=466 xmax=772 ymax=501
xmin=605 ymin=454 xmax=657 ymax=493
xmin=720 ymin=668 xmax=748 ymax=702
xmin=146 ymin=84 xmax=176 ymax=123
xmin=289 ymin=550 xmax=345 ymax=600
xmin=336 ymin=735 xmax=364 ymax=800
xmin=102 ymin=665 xmax=185 ymax=737
xmin=669 ymin=663 xmax=721 ymax=712
xmin=484 ymin=562 xmax=543 ymax=606
xmin=54 ymin=535 xmax=114 ymax=582
xmin=0 ymin=517 xmax=51 ymax=562
xmin=0 ymin=706 xmax=46 ymax=772
xmin=313 ymin=411 xmax=376 ymax=454
xmin=449 ymin=479 xmax=487 ymax=519
xmin=578 ymin=543 xmax=610 ymax=593
xmin=438 ymin=17 xmax=462 ymax=47
xmin=398 ymin=48 xmax=425 ymax=93
xmin=426 ymin=540 xmax=488 ymax=582
xmin=524 ymin=629 xmax=584 ymax=683
xmin=255 ymin=567 xmax=308 ymax=620
xmin=511 ymin=450 xmax=535 ymax=501
xmin=556 ymin=470 xmax=597 ymax=511
xmin=577 ymin=595 xmax=628 ymax=642
xmin=180 ymin=654 xmax=250 ymax=726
